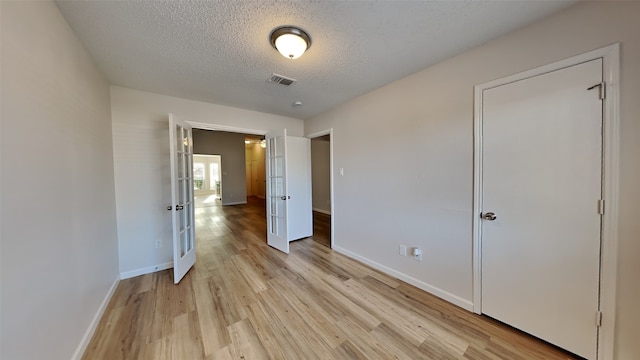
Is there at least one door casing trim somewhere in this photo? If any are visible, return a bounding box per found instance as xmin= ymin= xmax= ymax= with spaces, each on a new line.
xmin=472 ymin=43 xmax=619 ymax=360
xmin=306 ymin=129 xmax=335 ymax=249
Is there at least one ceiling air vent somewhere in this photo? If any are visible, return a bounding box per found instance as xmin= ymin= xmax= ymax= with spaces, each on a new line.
xmin=268 ymin=73 xmax=296 ymax=86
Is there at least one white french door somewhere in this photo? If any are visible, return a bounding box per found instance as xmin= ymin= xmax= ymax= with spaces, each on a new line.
xmin=480 ymin=59 xmax=603 ymax=359
xmin=169 ymin=114 xmax=196 ymax=284
xmin=265 ymin=129 xmax=313 ymax=254
xmin=266 ymin=129 xmax=289 ymax=253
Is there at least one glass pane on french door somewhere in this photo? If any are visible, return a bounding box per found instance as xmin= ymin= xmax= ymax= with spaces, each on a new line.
xmin=268 ymin=136 xmax=285 ymax=237
xmin=175 ymin=125 xmax=194 ymax=259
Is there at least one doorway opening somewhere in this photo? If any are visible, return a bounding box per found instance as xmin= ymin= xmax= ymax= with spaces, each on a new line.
xmin=190 ymin=128 xmax=267 ymax=247
xmin=188 ymin=124 xmax=327 ymax=256
xmin=307 ymin=129 xmax=334 ymax=249
xmin=193 ymin=154 xmax=221 ymax=208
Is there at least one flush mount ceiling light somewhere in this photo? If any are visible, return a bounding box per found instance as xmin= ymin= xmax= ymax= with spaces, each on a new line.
xmin=270 ymin=26 xmax=312 ymax=60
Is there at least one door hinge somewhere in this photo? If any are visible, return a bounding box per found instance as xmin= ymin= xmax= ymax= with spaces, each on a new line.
xmin=588 ymin=82 xmax=606 ymax=100
xmin=596 ymin=311 xmax=603 ymax=327
xmin=598 ymin=199 xmax=605 ymax=215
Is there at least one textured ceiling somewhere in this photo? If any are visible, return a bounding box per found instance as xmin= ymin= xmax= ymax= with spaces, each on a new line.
xmin=55 ymin=0 xmax=577 ymax=120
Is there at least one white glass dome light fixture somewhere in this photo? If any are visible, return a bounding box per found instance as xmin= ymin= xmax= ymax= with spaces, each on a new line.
xmin=270 ymin=26 xmax=312 ymax=60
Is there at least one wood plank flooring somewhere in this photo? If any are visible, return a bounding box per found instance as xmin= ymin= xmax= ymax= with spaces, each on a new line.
xmin=83 ymin=196 xmax=578 ymax=359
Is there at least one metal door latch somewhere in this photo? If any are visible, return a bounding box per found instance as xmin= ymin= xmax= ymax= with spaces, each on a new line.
xmin=481 ymin=212 xmax=497 ymax=221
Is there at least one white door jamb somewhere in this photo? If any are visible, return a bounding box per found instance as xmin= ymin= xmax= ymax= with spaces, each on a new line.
xmin=306 ymin=128 xmax=335 ymax=249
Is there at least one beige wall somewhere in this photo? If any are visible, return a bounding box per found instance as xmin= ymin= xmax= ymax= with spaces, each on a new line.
xmin=311 ymin=138 xmax=331 ymax=214
xmin=305 ymin=2 xmax=640 ymax=358
xmin=1 ymin=2 xmax=119 ymax=359
xmin=193 ymin=130 xmax=246 ymax=205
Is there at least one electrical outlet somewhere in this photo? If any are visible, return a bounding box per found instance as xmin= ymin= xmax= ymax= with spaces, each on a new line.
xmin=412 ymin=248 xmax=423 ymax=262
xmin=155 ymin=240 xmax=162 ymax=249
xmin=399 ymin=245 xmax=407 ymax=256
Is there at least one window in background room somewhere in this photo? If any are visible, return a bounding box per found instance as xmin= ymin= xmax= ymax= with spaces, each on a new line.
xmin=193 ymin=162 xmax=205 ymax=190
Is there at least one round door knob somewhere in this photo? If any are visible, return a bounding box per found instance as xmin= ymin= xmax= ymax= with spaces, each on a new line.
xmin=482 ymin=212 xmax=497 ymax=221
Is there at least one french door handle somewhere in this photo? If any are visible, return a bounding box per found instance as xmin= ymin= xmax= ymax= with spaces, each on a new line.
xmin=176 ymin=204 xmax=184 ymax=211
xmin=481 ymin=212 xmax=497 ymax=221
xmin=280 ymin=196 xmax=291 ymax=200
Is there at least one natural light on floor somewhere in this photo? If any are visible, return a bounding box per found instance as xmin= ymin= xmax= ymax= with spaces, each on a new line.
xmin=202 ymin=195 xmax=217 ymax=204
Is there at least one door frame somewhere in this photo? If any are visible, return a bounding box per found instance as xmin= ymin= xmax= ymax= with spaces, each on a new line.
xmin=189 ymin=121 xmax=268 ymax=136
xmin=193 ymin=154 xmax=222 ymax=197
xmin=306 ymin=128 xmax=335 ymax=249
xmin=472 ymin=44 xmax=619 ymax=360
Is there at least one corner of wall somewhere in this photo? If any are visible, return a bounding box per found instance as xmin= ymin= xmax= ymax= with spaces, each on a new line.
xmin=71 ymin=276 xmax=120 ymax=360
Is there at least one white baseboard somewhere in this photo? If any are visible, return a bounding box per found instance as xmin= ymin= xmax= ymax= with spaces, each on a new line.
xmin=313 ymin=208 xmax=332 ymax=216
xmin=222 ymin=201 xmax=248 ymax=206
xmin=71 ymin=276 xmax=120 ymax=360
xmin=120 ymin=261 xmax=173 ymax=280
xmin=332 ymin=246 xmax=474 ymax=312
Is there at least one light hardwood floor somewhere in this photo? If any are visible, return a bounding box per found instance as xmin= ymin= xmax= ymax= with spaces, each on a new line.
xmin=83 ymin=197 xmax=578 ymax=359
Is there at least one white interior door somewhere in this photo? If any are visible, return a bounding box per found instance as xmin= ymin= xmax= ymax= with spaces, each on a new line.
xmin=481 ymin=59 xmax=603 ymax=359
xmin=286 ymin=136 xmax=312 ymax=241
xmin=266 ymin=129 xmax=288 ymax=253
xmin=266 ymin=130 xmax=313 ymax=253
xmin=169 ymin=114 xmax=196 ymax=284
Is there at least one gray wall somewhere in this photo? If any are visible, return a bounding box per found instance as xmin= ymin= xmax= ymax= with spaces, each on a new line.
xmin=193 ymin=129 xmax=247 ymax=205
xmin=311 ymin=137 xmax=331 ymax=214
xmin=1 ymin=2 xmax=119 ymax=359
